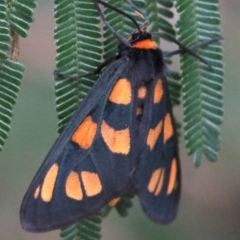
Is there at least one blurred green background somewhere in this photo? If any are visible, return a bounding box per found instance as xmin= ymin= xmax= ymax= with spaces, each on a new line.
xmin=1 ymin=1 xmax=240 ymax=239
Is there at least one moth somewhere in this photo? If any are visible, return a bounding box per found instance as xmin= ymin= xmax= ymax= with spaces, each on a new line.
xmin=20 ymin=30 xmax=180 ymax=232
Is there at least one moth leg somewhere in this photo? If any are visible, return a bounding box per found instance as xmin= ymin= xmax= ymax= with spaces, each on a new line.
xmin=54 ymin=56 xmax=115 ymax=80
xmin=153 ymin=32 xmax=222 ymax=69
xmin=165 ymin=35 xmax=223 ymax=58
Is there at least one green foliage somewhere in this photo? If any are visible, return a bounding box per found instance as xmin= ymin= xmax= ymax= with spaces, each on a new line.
xmin=175 ymin=0 xmax=224 ymax=166
xmin=115 ymin=192 xmax=134 ymax=217
xmin=146 ymin=0 xmax=175 ymax=36
xmin=0 ymin=59 xmax=24 ymax=150
xmin=0 ymin=2 xmax=11 ymax=60
xmin=54 ymin=0 xmax=102 ymax=133
xmin=8 ymin=0 xmax=36 ymax=38
xmin=101 ymin=193 xmax=135 ymax=219
xmin=0 ymin=0 xmax=34 ymax=151
xmin=60 ymin=214 xmax=102 ymax=240
xmin=168 ymin=71 xmax=181 ymax=107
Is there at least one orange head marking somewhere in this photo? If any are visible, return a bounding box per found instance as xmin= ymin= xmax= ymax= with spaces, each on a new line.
xmin=132 ymin=39 xmax=157 ymax=50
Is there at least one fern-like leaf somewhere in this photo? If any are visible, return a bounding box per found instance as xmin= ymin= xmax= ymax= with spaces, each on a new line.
xmin=8 ymin=0 xmax=36 ymax=38
xmin=167 ymin=70 xmax=181 ymax=106
xmin=0 ymin=59 xmax=24 ymax=150
xmin=0 ymin=0 xmax=30 ymax=151
xmin=54 ymin=0 xmax=102 ymax=133
xmin=101 ymin=193 xmax=135 ymax=218
xmin=0 ymin=1 xmax=11 ymax=60
xmin=60 ymin=214 xmax=102 ymax=240
xmin=146 ymin=0 xmax=175 ymax=36
xmin=175 ymin=0 xmax=224 ymax=166
xmin=115 ymin=192 xmax=134 ymax=217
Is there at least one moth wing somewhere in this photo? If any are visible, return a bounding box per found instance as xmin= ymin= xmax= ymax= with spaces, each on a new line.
xmin=134 ymin=75 xmax=181 ymax=223
xmin=20 ymin=59 xmax=135 ymax=232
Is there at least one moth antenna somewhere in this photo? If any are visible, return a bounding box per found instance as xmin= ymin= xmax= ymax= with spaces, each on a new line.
xmin=125 ymin=0 xmax=149 ymax=24
xmin=93 ymin=0 xmax=141 ymax=31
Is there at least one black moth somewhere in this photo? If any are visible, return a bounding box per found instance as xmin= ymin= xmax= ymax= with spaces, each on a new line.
xmin=20 ymin=30 xmax=180 ymax=232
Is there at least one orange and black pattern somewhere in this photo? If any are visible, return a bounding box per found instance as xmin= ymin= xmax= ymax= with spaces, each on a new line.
xmin=20 ymin=31 xmax=180 ymax=232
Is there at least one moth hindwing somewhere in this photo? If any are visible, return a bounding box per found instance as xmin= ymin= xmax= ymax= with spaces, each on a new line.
xmin=20 ymin=31 xmax=180 ymax=232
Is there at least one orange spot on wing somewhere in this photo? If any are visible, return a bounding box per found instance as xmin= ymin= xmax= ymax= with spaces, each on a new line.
xmin=147 ymin=120 xmax=163 ymax=150
xmin=154 ymin=79 xmax=163 ymax=104
xmin=136 ymin=107 xmax=143 ymax=116
xmin=72 ymin=116 xmax=97 ymax=149
xmin=109 ymin=78 xmax=131 ymax=105
xmin=132 ymin=39 xmax=157 ymax=49
xmin=81 ymin=171 xmax=102 ymax=197
xmin=167 ymin=159 xmax=177 ymax=195
xmin=138 ymin=86 xmax=147 ymax=99
xmin=108 ymin=197 xmax=120 ymax=207
xmin=155 ymin=169 xmax=165 ymax=196
xmin=34 ymin=185 xmax=40 ymax=199
xmin=164 ymin=113 xmax=173 ymax=143
xmin=148 ymin=168 xmax=161 ymax=193
xmin=101 ymin=120 xmax=130 ymax=154
xmin=41 ymin=164 xmax=58 ymax=202
xmin=65 ymin=171 xmax=83 ymax=200
xmin=148 ymin=168 xmax=165 ymax=196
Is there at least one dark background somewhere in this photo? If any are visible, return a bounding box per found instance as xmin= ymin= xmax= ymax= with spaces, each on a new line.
xmin=0 ymin=1 xmax=240 ymax=239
